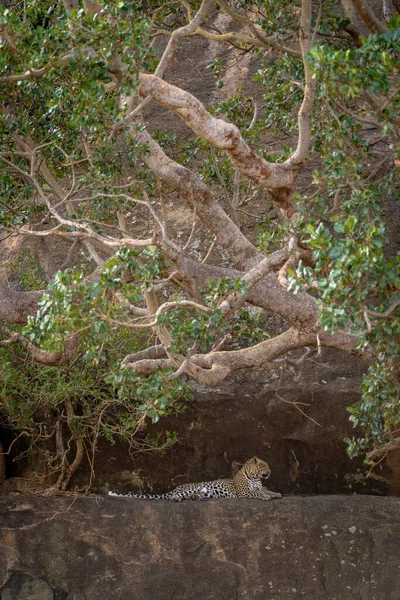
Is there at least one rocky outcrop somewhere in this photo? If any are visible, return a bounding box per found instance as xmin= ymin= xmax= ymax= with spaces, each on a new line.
xmin=1 ymin=493 xmax=399 ymax=599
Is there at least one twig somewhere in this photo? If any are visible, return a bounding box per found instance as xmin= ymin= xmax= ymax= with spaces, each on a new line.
xmin=211 ymin=333 xmax=232 ymax=352
xmin=96 ymin=299 xmax=211 ymax=330
xmin=276 ymin=393 xmax=322 ymax=427
xmin=285 ymin=347 xmax=313 ymax=365
xmin=156 ymin=0 xmax=213 ymax=78
xmin=202 ymin=236 xmax=217 ymax=264
xmin=210 ymin=148 xmax=240 ymax=227
xmin=182 ymin=211 xmax=201 ymax=251
xmin=215 ymin=0 xmax=302 ymax=58
xmin=247 ymin=99 xmax=258 ymax=132
xmin=0 ymin=431 xmax=29 ymax=455
xmin=316 ymin=333 xmax=321 ymax=357
xmin=49 ymin=496 xmax=78 ymax=519
xmin=366 ymin=300 xmax=400 ymax=319
xmin=328 ymin=93 xmax=381 ymax=128
xmin=59 ymin=239 xmax=80 ymax=271
xmin=311 ymin=2 xmax=323 ymax=45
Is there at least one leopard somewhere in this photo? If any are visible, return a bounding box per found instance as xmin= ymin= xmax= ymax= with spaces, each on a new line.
xmin=108 ymin=456 xmax=281 ymax=502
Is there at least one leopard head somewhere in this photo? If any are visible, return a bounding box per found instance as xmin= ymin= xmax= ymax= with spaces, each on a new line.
xmin=243 ymin=456 xmax=271 ymax=480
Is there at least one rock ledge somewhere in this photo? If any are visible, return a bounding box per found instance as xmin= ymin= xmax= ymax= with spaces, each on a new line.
xmin=0 ymin=494 xmax=399 ymax=599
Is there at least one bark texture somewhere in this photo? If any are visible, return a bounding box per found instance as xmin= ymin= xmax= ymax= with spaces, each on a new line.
xmin=0 ymin=285 xmax=43 ymax=323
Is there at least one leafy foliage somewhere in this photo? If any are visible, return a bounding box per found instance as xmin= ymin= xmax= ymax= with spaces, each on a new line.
xmin=0 ymin=0 xmax=399 ymax=490
xmin=288 ymin=29 xmax=400 ymax=459
xmin=0 ymin=331 xmax=183 ymax=488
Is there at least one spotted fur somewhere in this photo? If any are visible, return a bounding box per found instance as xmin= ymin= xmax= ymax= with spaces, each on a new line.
xmin=108 ymin=456 xmax=281 ymax=502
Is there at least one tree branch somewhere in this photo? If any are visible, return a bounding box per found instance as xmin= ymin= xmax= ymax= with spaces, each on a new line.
xmin=219 ymin=248 xmax=288 ymax=317
xmin=15 ymin=225 xmax=155 ymax=251
xmin=351 ymin=0 xmax=388 ymax=33
xmin=0 ymin=53 xmax=73 ymax=83
xmin=97 ymin=300 xmax=212 ymax=330
xmin=60 ymin=397 xmax=84 ymax=491
xmin=0 ymin=284 xmax=44 ymax=323
xmin=132 ymin=125 xmax=260 ymax=269
xmin=215 ymin=0 xmax=301 ymax=58
xmin=366 ymin=300 xmax=400 ymax=318
xmin=138 ymin=74 xmax=296 ymax=217
xmin=122 ymin=345 xmax=168 ymax=367
xmin=284 ymin=0 xmax=317 ymax=168
xmin=367 ymin=437 xmax=400 ymax=461
xmin=174 ymin=256 xmax=319 ymax=331
xmin=155 ymin=0 xmax=214 ymax=78
xmin=174 ymin=256 xmax=377 ymax=363
xmin=124 ymin=327 xmax=316 ymax=385
xmin=0 ymin=330 xmax=81 ymax=366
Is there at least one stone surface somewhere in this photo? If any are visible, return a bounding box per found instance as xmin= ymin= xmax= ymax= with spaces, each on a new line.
xmin=2 ymin=574 xmax=56 ymax=600
xmin=0 ymin=493 xmax=399 ymax=600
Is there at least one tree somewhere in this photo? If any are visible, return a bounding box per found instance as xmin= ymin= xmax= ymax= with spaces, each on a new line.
xmin=0 ymin=0 xmax=399 ymax=489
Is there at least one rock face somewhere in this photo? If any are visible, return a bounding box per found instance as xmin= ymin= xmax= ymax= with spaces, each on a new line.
xmin=1 ymin=493 xmax=399 ymax=600
xmin=0 ymin=440 xmax=5 ymax=485
xmin=73 ymin=349 xmax=396 ymax=498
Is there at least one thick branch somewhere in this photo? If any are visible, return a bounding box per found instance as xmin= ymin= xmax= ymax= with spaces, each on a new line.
xmin=133 ymin=126 xmax=260 ymax=269
xmin=61 ymin=397 xmax=84 ymax=491
xmin=122 ymin=345 xmax=167 ymax=367
xmin=351 ymin=0 xmax=388 ymax=33
xmin=175 ymin=256 xmax=319 ymax=331
xmin=0 ymin=284 xmax=44 ymax=323
xmin=284 ymin=0 xmax=317 ymax=168
xmin=138 ymin=75 xmax=296 ymax=217
xmin=341 ymin=0 xmax=361 ymax=26
xmin=124 ymin=358 xmax=173 ymax=376
xmin=219 ymin=248 xmax=289 ymax=317
xmin=124 ymin=327 xmax=316 ymax=385
xmin=1 ymin=330 xmax=80 ymax=366
xmin=124 ymin=315 xmax=376 ymax=385
xmin=173 ymin=257 xmax=377 ymax=363
xmin=318 ymin=328 xmax=376 ymax=363
xmin=367 ymin=437 xmax=400 ymax=461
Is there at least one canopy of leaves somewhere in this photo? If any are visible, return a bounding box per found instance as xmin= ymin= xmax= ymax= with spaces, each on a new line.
xmin=0 ymin=0 xmax=399 ymax=488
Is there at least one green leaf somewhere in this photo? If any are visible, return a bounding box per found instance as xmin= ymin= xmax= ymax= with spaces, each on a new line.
xmin=344 ymin=216 xmax=356 ymax=233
